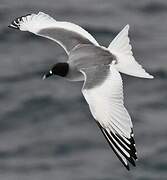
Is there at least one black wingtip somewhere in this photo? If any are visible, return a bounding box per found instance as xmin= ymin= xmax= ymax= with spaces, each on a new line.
xmin=126 ymin=164 xmax=130 ymax=171
xmin=8 ymin=16 xmax=24 ymax=30
xmin=8 ymin=21 xmax=20 ymax=30
xmin=96 ymin=122 xmax=138 ymax=171
xmin=8 ymin=24 xmax=17 ymax=29
xmin=96 ymin=122 xmax=131 ymax=171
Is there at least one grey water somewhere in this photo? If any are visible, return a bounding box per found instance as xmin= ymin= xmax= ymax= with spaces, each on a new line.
xmin=0 ymin=0 xmax=167 ymax=179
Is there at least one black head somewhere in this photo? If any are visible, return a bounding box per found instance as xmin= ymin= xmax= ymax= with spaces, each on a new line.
xmin=43 ymin=62 xmax=69 ymax=79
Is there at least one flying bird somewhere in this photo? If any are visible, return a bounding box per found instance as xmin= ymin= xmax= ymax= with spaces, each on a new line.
xmin=9 ymin=12 xmax=153 ymax=170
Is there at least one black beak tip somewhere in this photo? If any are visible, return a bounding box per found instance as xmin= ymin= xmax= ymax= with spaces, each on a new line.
xmin=42 ymin=71 xmax=53 ymax=80
xmin=42 ymin=74 xmax=46 ymax=80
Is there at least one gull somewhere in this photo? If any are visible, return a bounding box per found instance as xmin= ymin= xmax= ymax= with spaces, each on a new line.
xmin=9 ymin=12 xmax=153 ymax=170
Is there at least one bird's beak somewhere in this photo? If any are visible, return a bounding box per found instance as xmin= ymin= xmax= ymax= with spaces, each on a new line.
xmin=42 ymin=70 xmax=53 ymax=80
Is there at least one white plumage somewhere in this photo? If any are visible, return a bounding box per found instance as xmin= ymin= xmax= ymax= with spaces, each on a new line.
xmin=9 ymin=12 xmax=153 ymax=170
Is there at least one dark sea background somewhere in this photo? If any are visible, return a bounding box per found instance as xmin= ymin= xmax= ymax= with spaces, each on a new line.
xmin=0 ymin=0 xmax=167 ymax=179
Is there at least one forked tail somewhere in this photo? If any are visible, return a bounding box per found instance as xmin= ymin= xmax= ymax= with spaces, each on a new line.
xmin=108 ymin=25 xmax=153 ymax=79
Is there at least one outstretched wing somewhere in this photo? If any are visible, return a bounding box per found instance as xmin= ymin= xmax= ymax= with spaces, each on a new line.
xmin=9 ymin=12 xmax=99 ymax=54
xmin=80 ymin=65 xmax=137 ymax=170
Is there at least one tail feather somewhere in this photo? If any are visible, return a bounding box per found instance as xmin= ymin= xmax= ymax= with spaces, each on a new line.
xmin=108 ymin=25 xmax=154 ymax=79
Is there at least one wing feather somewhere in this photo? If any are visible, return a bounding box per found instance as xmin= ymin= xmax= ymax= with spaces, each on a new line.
xmin=9 ymin=12 xmax=99 ymax=54
xmin=80 ymin=65 xmax=137 ymax=170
